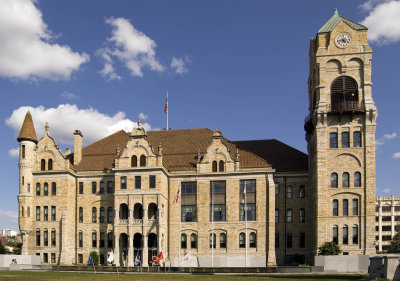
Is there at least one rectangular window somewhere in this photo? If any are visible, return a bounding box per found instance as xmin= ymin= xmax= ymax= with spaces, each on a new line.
xmin=287 ymin=232 xmax=292 ymax=248
xmin=299 ymin=232 xmax=305 ymax=248
xmin=51 ymin=206 xmax=56 ymax=221
xmin=135 ymin=176 xmax=141 ymax=189
xmin=100 ymin=181 xmax=104 ymax=194
xmin=107 ymin=181 xmax=113 ymax=193
xmin=51 ymin=230 xmax=56 ymax=246
xmin=36 ymin=229 xmax=40 ymax=246
xmin=395 ymin=206 xmax=400 ymax=212
xmin=286 ymin=186 xmax=292 ymax=199
xmin=22 ymin=176 xmax=24 ymax=185
xmin=27 ymin=207 xmax=30 ymax=217
xmin=43 ymin=253 xmax=48 ymax=263
xmin=121 ymin=176 xmax=127 ymax=189
xmin=92 ymin=232 xmax=97 ymax=248
xmin=22 ymin=145 xmax=25 ymax=158
xmin=44 ymin=206 xmax=48 ymax=221
xmin=44 ymin=230 xmax=48 ymax=246
xmin=299 ymin=208 xmax=305 ymax=223
xmin=36 ymin=206 xmax=40 ymax=221
xmin=343 ymin=227 xmax=348 ymax=244
xmin=210 ymin=181 xmax=226 ymax=221
xmin=36 ymin=183 xmax=40 ymax=196
xmin=330 ymin=132 xmax=338 ymax=148
xmin=79 ymin=207 xmax=83 ymax=223
xmin=27 ymin=184 xmax=30 ymax=193
xmin=352 ymin=199 xmax=358 ymax=215
xmin=275 ymin=232 xmax=279 ymax=248
xmin=343 ymin=199 xmax=348 ymax=216
xmin=299 ymin=186 xmax=305 ymax=198
xmin=382 ymin=225 xmax=392 ymax=231
xmin=286 ymin=209 xmax=292 ymax=223
xmin=353 ymin=226 xmax=358 ymax=244
xmin=382 ymin=216 xmax=391 ymax=221
xmin=78 ymin=254 xmax=83 ymax=264
xmin=79 ymin=182 xmax=83 ymax=194
xmin=341 ymin=132 xmax=350 ymax=148
xmin=51 ymin=253 xmax=56 ymax=263
xmin=333 ymin=227 xmax=338 ymax=244
xmin=92 ymin=182 xmax=96 ymax=194
xmin=275 ymin=182 xmax=279 ymax=194
xmin=239 ymin=179 xmax=256 ymax=221
xmin=353 ymin=131 xmax=362 ymax=147
xmin=382 ymin=206 xmax=391 ymax=212
xmin=149 ymin=175 xmax=156 ymax=189
xmin=44 ymin=183 xmax=48 ymax=196
xmin=107 ymin=233 xmax=113 ymax=248
xmin=333 ymin=200 xmax=338 ymax=216
xmin=100 ymin=232 xmax=105 ymax=248
xmin=79 ymin=231 xmax=83 ymax=247
xmin=275 ymin=209 xmax=279 ymax=223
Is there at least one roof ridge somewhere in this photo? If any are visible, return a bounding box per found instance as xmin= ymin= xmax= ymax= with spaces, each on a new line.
xmin=318 ymin=9 xmax=367 ymax=34
xmin=83 ymin=129 xmax=129 ymax=150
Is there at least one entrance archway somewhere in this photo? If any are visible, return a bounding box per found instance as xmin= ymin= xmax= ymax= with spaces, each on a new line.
xmin=148 ymin=233 xmax=158 ymax=265
xmin=119 ymin=233 xmax=129 ymax=266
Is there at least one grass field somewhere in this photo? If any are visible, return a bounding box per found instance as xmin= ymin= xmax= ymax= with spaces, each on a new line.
xmin=0 ymin=271 xmax=366 ymax=281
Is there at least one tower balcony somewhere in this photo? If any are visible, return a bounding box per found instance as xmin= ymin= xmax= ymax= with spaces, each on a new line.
xmin=329 ymin=101 xmax=365 ymax=114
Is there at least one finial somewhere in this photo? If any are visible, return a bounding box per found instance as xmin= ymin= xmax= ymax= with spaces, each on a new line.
xmin=213 ymin=128 xmax=222 ymax=139
xmin=137 ymin=118 xmax=141 ymax=128
xmin=116 ymin=145 xmax=120 ymax=157
xmin=236 ymin=148 xmax=239 ymax=161
xmin=158 ymin=143 xmax=162 ymax=154
xmin=45 ymin=122 xmax=49 ymax=133
xmin=334 ymin=8 xmax=338 ymax=15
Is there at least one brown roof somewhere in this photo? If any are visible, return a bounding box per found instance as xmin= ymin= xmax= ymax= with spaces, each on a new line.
xmin=232 ymin=139 xmax=309 ymax=172
xmin=74 ymin=128 xmax=270 ymax=171
xmin=17 ymin=111 xmax=37 ymax=143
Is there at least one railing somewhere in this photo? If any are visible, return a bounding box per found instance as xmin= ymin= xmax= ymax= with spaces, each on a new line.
xmin=330 ymin=101 xmax=365 ymax=112
xmin=119 ymin=219 xmax=128 ymax=224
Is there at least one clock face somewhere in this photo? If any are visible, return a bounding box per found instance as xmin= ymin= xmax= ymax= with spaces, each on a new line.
xmin=336 ymin=33 xmax=351 ymax=47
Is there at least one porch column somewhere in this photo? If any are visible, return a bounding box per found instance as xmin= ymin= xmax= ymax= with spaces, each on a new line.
xmin=143 ymin=235 xmax=149 ymax=266
xmin=266 ymin=173 xmax=277 ymax=266
xmin=114 ymin=233 xmax=120 ymax=266
xmin=128 ymin=234 xmax=134 ymax=266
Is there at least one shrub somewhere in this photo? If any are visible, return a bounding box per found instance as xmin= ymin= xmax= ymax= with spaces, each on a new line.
xmin=318 ymin=241 xmax=342 ymax=255
xmin=90 ymin=251 xmax=99 ymax=266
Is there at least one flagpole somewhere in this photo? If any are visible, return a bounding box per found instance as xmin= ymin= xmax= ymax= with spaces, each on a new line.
xmin=211 ymin=181 xmax=214 ymax=268
xmin=166 ymin=91 xmax=169 ymax=131
xmin=245 ymin=181 xmax=248 ymax=268
xmin=178 ymin=184 xmax=181 ymax=267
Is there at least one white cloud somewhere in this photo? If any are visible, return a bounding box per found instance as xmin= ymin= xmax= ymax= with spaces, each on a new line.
xmin=170 ymin=56 xmax=191 ymax=75
xmin=0 ymin=209 xmax=18 ymax=219
xmin=5 ymin=105 xmax=151 ymax=146
xmin=98 ymin=17 xmax=164 ymax=79
xmin=138 ymin=112 xmax=148 ymax=121
xmin=60 ymin=91 xmax=79 ymax=100
xmin=8 ymin=148 xmax=19 ymax=158
xmin=0 ymin=0 xmax=89 ymax=81
xmin=361 ymin=0 xmax=400 ymax=44
xmin=376 ymin=132 xmax=397 ymax=146
xmin=393 ymin=152 xmax=400 ymax=159
xmin=383 ymin=188 xmax=391 ymax=193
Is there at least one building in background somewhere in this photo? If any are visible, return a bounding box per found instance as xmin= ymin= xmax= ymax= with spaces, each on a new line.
xmin=375 ymin=196 xmax=400 ymax=252
xmin=17 ymin=10 xmax=379 ymax=266
xmin=1 ymin=229 xmax=18 ymax=237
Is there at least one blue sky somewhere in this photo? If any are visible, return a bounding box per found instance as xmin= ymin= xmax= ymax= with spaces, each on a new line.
xmin=0 ymin=0 xmax=399 ymax=231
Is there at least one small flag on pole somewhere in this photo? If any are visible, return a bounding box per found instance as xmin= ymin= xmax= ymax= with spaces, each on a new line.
xmin=164 ymin=95 xmax=168 ymax=114
xmin=151 ymin=251 xmax=163 ymax=264
xmin=88 ymin=252 xmax=93 ymax=265
xmin=180 ymin=253 xmax=191 ymax=265
xmin=173 ymin=188 xmax=180 ymax=204
xmin=134 ymin=251 xmax=141 ymax=266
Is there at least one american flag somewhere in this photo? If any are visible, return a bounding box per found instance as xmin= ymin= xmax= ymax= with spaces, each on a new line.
xmin=173 ymin=188 xmax=180 ymax=204
xmin=164 ymin=97 xmax=168 ymax=114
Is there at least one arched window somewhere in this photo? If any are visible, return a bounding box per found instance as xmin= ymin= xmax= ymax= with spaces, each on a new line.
xmin=191 ymin=233 xmax=197 ymax=249
xmin=330 ymin=132 xmax=338 ymax=148
xmin=354 ymin=172 xmax=361 ymax=187
xmin=333 ymin=200 xmax=338 ymax=216
xmin=148 ymin=203 xmax=157 ymax=219
xmin=131 ymin=155 xmax=137 ymax=167
xmin=51 ymin=182 xmax=56 ymax=196
xmin=218 ymin=160 xmax=224 ymax=172
xmin=100 ymin=207 xmax=105 ymax=223
xmin=331 ymin=173 xmax=338 ymax=188
xmin=44 ymin=229 xmax=48 ymax=246
xmin=181 ymin=234 xmax=187 ymax=249
xmin=220 ymin=233 xmax=226 ymax=248
xmin=249 ymin=232 xmax=256 ymax=248
xmin=79 ymin=231 xmax=83 ymax=247
xmin=79 ymin=207 xmax=83 ymax=223
xmin=36 ymin=183 xmax=41 ymax=196
xmin=239 ymin=232 xmax=245 ymax=248
xmin=41 ymin=159 xmax=46 ymax=171
xmin=133 ymin=203 xmax=143 ymax=219
xmin=352 ymin=225 xmax=359 ymax=244
xmin=119 ymin=204 xmax=129 ymax=220
xmin=92 ymin=207 xmax=97 ymax=223
xmin=341 ymin=132 xmax=349 ymax=148
xmin=212 ymin=161 xmax=217 ymax=172
xmin=44 ymin=183 xmax=48 ymax=196
xmin=51 ymin=229 xmax=56 ymax=246
xmin=331 ymin=76 xmax=358 ymax=111
xmin=343 ymin=225 xmax=348 ymax=244
xmin=342 ymin=172 xmax=349 ymax=188
xmin=209 ymin=233 xmax=216 ymax=248
xmin=48 ymin=159 xmax=53 ymax=170
xmin=107 ymin=207 xmax=113 ymax=223
xmin=140 ymin=155 xmax=146 ymax=167
xmin=333 ymin=225 xmax=338 ymax=244
xmin=92 ymin=231 xmax=97 ymax=247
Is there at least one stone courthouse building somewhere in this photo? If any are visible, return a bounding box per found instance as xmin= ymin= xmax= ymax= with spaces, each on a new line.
xmin=17 ymin=10 xmax=378 ymax=267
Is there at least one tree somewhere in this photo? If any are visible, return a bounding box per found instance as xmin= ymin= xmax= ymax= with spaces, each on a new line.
xmin=387 ymin=232 xmax=400 ymax=253
xmin=0 ymin=241 xmax=6 ymax=254
xmin=91 ymin=251 xmax=99 ymax=266
xmin=318 ymin=241 xmax=342 ymax=255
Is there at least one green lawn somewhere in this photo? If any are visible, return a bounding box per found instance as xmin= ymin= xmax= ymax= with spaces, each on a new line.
xmin=0 ymin=271 xmax=365 ymax=281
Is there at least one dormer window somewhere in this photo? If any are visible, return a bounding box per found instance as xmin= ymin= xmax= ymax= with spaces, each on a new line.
xmin=131 ymin=155 xmax=137 ymax=167
xmin=140 ymin=155 xmax=146 ymax=167
xmin=41 ymin=159 xmax=46 ymax=171
xmin=212 ymin=161 xmax=217 ymax=172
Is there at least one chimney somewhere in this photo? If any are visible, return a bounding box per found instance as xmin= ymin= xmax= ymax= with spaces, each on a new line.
xmin=73 ymin=130 xmax=83 ymax=165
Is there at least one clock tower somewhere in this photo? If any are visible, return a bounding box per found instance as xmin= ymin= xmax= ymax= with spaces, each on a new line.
xmin=305 ymin=9 xmax=377 ymax=255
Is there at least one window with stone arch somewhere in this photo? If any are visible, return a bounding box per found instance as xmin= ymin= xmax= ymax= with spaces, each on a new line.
xmin=249 ymin=232 xmax=256 ymax=248
xmin=220 ymin=232 xmax=226 ymax=248
xmin=354 ymin=172 xmax=361 ymax=187
xmin=131 ymin=155 xmax=137 ymax=167
xmin=331 ymin=76 xmax=358 ymax=111
xmin=191 ymin=233 xmax=197 ymax=249
xmin=342 ymin=172 xmax=349 ymax=188
xmin=239 ymin=232 xmax=245 ymax=248
xmin=41 ymin=159 xmax=46 ymax=171
xmin=212 ymin=161 xmax=217 ymax=172
xmin=219 ymin=160 xmax=224 ymax=172
xmin=181 ymin=233 xmax=187 ymax=249
xmin=48 ymin=159 xmax=53 ymax=170
xmin=331 ymin=173 xmax=338 ymax=188
xmin=140 ymin=155 xmax=146 ymax=167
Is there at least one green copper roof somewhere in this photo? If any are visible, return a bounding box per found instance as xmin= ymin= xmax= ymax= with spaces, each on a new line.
xmin=318 ymin=9 xmax=368 ymax=34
